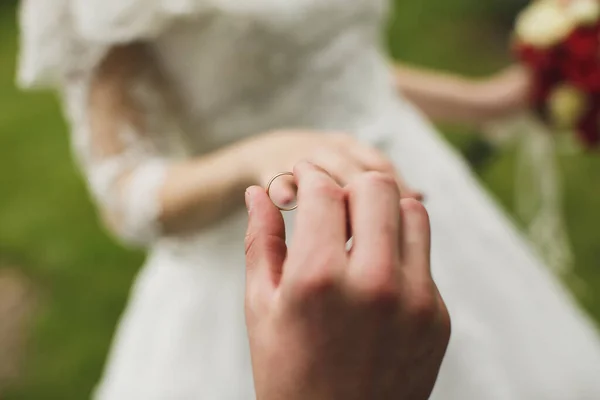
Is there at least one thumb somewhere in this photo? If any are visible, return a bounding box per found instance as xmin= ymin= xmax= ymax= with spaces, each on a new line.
xmin=245 ymin=186 xmax=287 ymax=308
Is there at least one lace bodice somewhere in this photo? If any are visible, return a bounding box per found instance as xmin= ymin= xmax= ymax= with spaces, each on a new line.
xmin=18 ymin=0 xmax=402 ymax=247
xmin=150 ymin=0 xmax=391 ymax=151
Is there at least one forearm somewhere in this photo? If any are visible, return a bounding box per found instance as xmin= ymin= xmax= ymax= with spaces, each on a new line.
xmin=393 ymin=63 xmax=530 ymax=126
xmin=86 ymin=43 xmax=253 ymax=242
xmin=99 ymin=141 xmax=254 ymax=244
xmin=156 ymin=143 xmax=253 ymax=235
xmin=394 ymin=63 xmax=483 ymax=124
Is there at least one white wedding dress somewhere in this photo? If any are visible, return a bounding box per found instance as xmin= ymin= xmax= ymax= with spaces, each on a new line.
xmin=18 ymin=0 xmax=600 ymax=399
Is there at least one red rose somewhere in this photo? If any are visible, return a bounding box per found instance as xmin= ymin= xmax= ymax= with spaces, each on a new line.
xmin=514 ymin=7 xmax=600 ymax=146
xmin=564 ymin=26 xmax=599 ymax=61
xmin=563 ymin=59 xmax=600 ymax=91
xmin=576 ymin=105 xmax=600 ymax=149
xmin=515 ymin=42 xmax=557 ymax=71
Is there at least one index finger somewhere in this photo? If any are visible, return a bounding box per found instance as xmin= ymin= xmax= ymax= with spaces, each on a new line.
xmin=287 ymin=161 xmax=348 ymax=268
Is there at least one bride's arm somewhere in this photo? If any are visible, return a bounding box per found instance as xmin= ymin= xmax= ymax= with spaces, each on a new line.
xmin=393 ymin=63 xmax=530 ymax=127
xmin=76 ymin=44 xmax=253 ymax=245
xmin=67 ymin=44 xmax=422 ymax=246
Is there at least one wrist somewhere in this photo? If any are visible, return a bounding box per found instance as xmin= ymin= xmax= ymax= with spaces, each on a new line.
xmin=188 ymin=142 xmax=256 ymax=195
xmin=467 ymin=80 xmax=517 ymax=123
xmin=235 ymin=133 xmax=270 ymax=186
xmin=478 ymin=68 xmax=531 ymax=121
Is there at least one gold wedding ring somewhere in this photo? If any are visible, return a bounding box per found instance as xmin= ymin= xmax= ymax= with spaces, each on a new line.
xmin=266 ymin=172 xmax=298 ymax=212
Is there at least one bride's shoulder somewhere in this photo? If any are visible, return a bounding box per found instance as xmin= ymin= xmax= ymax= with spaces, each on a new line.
xmin=17 ymin=0 xmax=213 ymax=89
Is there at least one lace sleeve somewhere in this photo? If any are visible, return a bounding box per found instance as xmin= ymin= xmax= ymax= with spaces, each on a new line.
xmin=60 ymin=45 xmax=187 ymax=247
xmin=70 ymin=0 xmax=219 ymax=44
xmin=17 ymin=0 xmax=78 ymax=89
xmin=17 ymin=0 xmax=210 ymax=89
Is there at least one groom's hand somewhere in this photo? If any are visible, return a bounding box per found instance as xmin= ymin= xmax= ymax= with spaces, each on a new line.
xmin=244 ymin=161 xmax=450 ymax=400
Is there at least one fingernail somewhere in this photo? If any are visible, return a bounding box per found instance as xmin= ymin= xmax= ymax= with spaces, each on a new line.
xmin=245 ymin=189 xmax=253 ymax=214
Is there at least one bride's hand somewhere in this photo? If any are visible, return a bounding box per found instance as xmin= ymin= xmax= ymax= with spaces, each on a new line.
xmin=477 ymin=65 xmax=531 ymax=120
xmin=241 ymin=130 xmax=423 ymax=203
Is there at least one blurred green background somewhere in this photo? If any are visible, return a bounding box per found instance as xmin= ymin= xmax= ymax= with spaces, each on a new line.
xmin=0 ymin=0 xmax=598 ymax=398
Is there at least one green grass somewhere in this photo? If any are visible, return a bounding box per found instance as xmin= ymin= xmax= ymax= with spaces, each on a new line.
xmin=0 ymin=9 xmax=143 ymax=400
xmin=0 ymin=1 xmax=599 ymax=399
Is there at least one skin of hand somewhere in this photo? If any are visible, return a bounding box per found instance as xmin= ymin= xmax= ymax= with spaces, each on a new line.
xmin=244 ymin=161 xmax=451 ymax=400
xmin=475 ymin=65 xmax=531 ymax=121
xmin=240 ymin=130 xmax=423 ymax=204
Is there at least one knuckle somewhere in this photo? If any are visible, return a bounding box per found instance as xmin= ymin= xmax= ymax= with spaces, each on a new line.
xmin=310 ymin=177 xmax=345 ymax=201
xmin=436 ymin=297 xmax=452 ymax=342
xmin=362 ymin=283 xmax=400 ymax=307
xmin=245 ymin=232 xmax=285 ymax=260
xmin=353 ymin=265 xmax=400 ymax=306
xmin=293 ymin=272 xmax=338 ymax=302
xmin=402 ymin=197 xmax=429 ymax=216
xmin=438 ymin=308 xmax=452 ymax=343
xmin=373 ymin=158 xmax=396 ymax=174
xmin=297 ymin=273 xmax=337 ymax=298
xmin=406 ymin=291 xmax=439 ymax=329
xmin=244 ymin=231 xmax=259 ymax=259
xmin=293 ymin=158 xmax=310 ymax=168
xmin=401 ymin=198 xmax=431 ymax=227
xmin=357 ymin=171 xmax=399 ymax=193
xmin=293 ymin=160 xmax=314 ymax=175
xmin=361 ymin=150 xmax=394 ymax=173
xmin=291 ymin=252 xmax=342 ymax=299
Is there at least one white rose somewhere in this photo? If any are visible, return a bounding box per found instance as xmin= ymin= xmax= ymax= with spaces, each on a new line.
xmin=516 ymin=0 xmax=576 ymax=48
xmin=549 ymin=84 xmax=587 ymax=128
xmin=567 ymin=0 xmax=600 ymax=25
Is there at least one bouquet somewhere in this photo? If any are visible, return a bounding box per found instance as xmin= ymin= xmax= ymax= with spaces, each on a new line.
xmin=514 ymin=0 xmax=600 ymax=148
xmin=487 ymin=0 xmax=599 ymax=279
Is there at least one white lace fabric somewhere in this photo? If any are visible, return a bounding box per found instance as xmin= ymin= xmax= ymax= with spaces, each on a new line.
xmin=17 ymin=0 xmax=77 ymax=88
xmin=20 ymin=17 xmax=179 ymax=247
xmin=17 ymin=0 xmax=386 ymax=246
xmin=69 ymin=54 xmax=196 ymax=245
